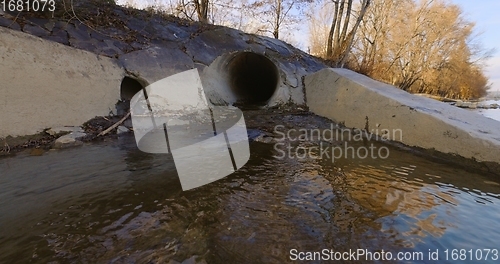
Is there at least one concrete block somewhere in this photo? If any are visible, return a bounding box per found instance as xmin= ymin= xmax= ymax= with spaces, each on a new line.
xmin=0 ymin=27 xmax=124 ymax=138
xmin=305 ymin=68 xmax=500 ymax=164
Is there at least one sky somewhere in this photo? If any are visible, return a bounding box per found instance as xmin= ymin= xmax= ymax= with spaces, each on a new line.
xmin=117 ymin=0 xmax=500 ymax=92
xmin=452 ymin=0 xmax=500 ymax=91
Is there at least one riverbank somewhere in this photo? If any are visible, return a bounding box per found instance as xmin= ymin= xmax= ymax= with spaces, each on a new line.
xmin=0 ymin=106 xmax=301 ymax=157
xmin=0 ymin=112 xmax=131 ymax=156
xmin=3 ymin=106 xmax=499 ymax=179
xmin=453 ymin=100 xmax=499 ymax=109
xmin=415 ymin=94 xmax=500 ymax=109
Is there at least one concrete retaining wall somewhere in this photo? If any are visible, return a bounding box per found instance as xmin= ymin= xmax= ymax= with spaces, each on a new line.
xmin=305 ymin=68 xmax=500 ymax=165
xmin=0 ymin=27 xmax=124 ymax=137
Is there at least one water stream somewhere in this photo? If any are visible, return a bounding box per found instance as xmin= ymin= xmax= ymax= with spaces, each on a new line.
xmin=1 ymin=113 xmax=499 ymax=263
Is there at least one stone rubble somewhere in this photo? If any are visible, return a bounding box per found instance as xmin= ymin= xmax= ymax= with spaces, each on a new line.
xmin=53 ymin=132 xmax=87 ymax=149
xmin=116 ymin=125 xmax=130 ymax=134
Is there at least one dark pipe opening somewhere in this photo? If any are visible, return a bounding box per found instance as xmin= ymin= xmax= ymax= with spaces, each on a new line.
xmin=118 ymin=76 xmax=146 ymax=115
xmin=120 ymin=76 xmax=145 ymax=101
xmin=228 ymin=52 xmax=279 ymax=106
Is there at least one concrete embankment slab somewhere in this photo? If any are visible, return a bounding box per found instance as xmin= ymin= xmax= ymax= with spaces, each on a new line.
xmin=0 ymin=27 xmax=124 ymax=137
xmin=305 ymin=68 xmax=500 ymax=166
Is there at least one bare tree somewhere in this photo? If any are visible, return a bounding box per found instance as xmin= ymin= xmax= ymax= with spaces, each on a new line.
xmin=349 ymin=0 xmax=491 ymax=99
xmin=308 ymin=1 xmax=333 ymax=56
xmin=325 ymin=0 xmax=370 ymax=67
xmin=126 ymin=0 xmax=313 ymax=40
xmin=193 ymin=0 xmax=209 ymax=23
xmin=248 ymin=0 xmax=311 ymax=39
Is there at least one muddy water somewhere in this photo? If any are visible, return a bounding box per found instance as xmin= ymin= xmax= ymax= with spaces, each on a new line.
xmin=1 ymin=113 xmax=500 ymax=263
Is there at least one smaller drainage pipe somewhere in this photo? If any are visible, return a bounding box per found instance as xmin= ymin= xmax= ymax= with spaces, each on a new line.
xmin=120 ymin=76 xmax=146 ymax=101
xmin=119 ymin=76 xmax=147 ymax=115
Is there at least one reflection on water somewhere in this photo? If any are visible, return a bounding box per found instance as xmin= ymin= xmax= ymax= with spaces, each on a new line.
xmin=1 ymin=134 xmax=500 ymax=263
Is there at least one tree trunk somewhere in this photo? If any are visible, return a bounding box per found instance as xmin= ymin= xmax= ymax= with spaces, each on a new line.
xmin=340 ymin=0 xmax=352 ymax=43
xmin=338 ymin=0 xmax=370 ymax=67
xmin=274 ymin=0 xmax=282 ymax=39
xmin=194 ymin=0 xmax=209 ymax=23
xmin=333 ymin=0 xmax=345 ymax=51
xmin=326 ymin=0 xmax=370 ymax=66
xmin=326 ymin=0 xmax=340 ymax=58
